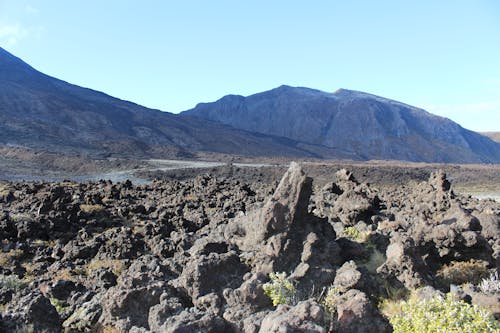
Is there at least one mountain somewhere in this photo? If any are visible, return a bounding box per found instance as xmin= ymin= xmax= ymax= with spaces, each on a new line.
xmin=182 ymin=85 xmax=500 ymax=163
xmin=0 ymin=48 xmax=328 ymax=159
xmin=3 ymin=47 xmax=499 ymax=163
xmin=482 ymin=132 xmax=500 ymax=143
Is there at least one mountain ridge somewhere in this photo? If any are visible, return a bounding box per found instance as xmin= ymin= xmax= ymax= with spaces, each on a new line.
xmin=0 ymin=47 xmax=337 ymax=160
xmin=1 ymin=47 xmax=499 ymax=163
xmin=182 ymin=85 xmax=500 ymax=163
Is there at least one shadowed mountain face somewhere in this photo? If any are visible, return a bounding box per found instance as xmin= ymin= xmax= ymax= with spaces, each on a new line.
xmin=182 ymin=85 xmax=500 ymax=163
xmin=0 ymin=48 xmax=327 ymax=159
xmin=2 ymin=46 xmax=499 ymax=163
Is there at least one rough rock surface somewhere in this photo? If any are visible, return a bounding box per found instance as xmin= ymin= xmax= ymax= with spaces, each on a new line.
xmin=259 ymin=301 xmax=326 ymax=333
xmin=0 ymin=163 xmax=498 ymax=332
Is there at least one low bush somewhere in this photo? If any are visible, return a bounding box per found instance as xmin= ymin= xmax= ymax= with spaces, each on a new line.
xmin=263 ymin=272 xmax=297 ymax=306
xmin=322 ymin=285 xmax=341 ymax=314
xmin=49 ymin=297 xmax=69 ymax=314
xmin=342 ymin=226 xmax=371 ymax=242
xmin=388 ymin=293 xmax=498 ymax=333
xmin=478 ymin=271 xmax=500 ymax=294
xmin=0 ymin=274 xmax=27 ymax=291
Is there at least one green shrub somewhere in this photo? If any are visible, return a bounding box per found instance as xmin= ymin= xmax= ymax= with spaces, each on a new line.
xmin=49 ymin=297 xmax=69 ymax=314
xmin=388 ymin=294 xmax=498 ymax=333
xmin=323 ymin=285 xmax=341 ymax=314
xmin=342 ymin=226 xmax=370 ymax=241
xmin=0 ymin=274 xmax=27 ymax=291
xmin=343 ymin=226 xmax=361 ymax=239
xmin=263 ymin=272 xmax=297 ymax=306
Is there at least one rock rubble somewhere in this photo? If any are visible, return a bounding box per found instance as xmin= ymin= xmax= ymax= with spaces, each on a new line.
xmin=0 ymin=163 xmax=498 ymax=332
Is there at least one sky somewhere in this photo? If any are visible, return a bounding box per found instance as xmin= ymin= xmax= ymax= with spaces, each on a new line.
xmin=0 ymin=0 xmax=499 ymax=131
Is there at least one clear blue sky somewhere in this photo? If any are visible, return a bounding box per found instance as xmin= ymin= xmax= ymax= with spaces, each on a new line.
xmin=1 ymin=0 xmax=499 ymax=131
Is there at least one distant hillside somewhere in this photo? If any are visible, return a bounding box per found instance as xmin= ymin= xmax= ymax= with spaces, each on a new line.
xmin=482 ymin=132 xmax=500 ymax=143
xmin=182 ymin=85 xmax=500 ymax=163
xmin=0 ymin=47 xmax=332 ymax=159
xmin=2 ymin=46 xmax=499 ymax=163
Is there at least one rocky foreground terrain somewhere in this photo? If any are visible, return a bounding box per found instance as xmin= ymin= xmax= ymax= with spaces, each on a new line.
xmin=0 ymin=163 xmax=499 ymax=332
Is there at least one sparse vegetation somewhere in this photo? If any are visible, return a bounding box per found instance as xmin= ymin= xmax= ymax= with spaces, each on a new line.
xmin=32 ymin=239 xmax=57 ymax=247
xmin=14 ymin=325 xmax=35 ymax=333
xmin=377 ymin=280 xmax=410 ymax=317
xmin=322 ymin=285 xmax=341 ymax=314
xmin=0 ymin=249 xmax=25 ymax=266
xmin=361 ymin=248 xmax=386 ymax=274
xmin=0 ymin=188 xmax=11 ymax=198
xmin=0 ymin=274 xmax=27 ymax=291
xmin=50 ymin=297 xmax=69 ymax=314
xmin=21 ymin=262 xmax=38 ymax=276
xmin=9 ymin=213 xmax=32 ymax=222
xmin=437 ymin=259 xmax=489 ymax=286
xmin=52 ymin=267 xmax=82 ymax=282
xmin=342 ymin=226 xmax=372 ymax=242
xmin=80 ymin=204 xmax=105 ymax=214
xmin=97 ymin=325 xmax=121 ymax=333
xmin=478 ymin=271 xmax=500 ymax=294
xmin=387 ymin=293 xmax=498 ymax=333
xmin=86 ymin=259 xmax=125 ymax=276
xmin=263 ymin=272 xmax=298 ymax=306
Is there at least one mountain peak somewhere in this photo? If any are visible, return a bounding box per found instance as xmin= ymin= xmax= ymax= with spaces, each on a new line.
xmin=0 ymin=47 xmax=42 ymax=83
xmin=0 ymin=48 xmax=325 ymax=159
xmin=183 ymin=86 xmax=500 ymax=163
xmin=264 ymin=85 xmax=335 ymax=99
xmin=0 ymin=47 xmax=28 ymax=66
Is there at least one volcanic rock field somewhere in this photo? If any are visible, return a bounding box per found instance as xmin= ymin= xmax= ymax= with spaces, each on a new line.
xmin=0 ymin=163 xmax=498 ymax=332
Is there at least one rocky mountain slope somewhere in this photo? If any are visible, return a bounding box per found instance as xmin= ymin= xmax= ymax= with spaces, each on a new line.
xmin=0 ymin=164 xmax=498 ymax=332
xmin=0 ymin=47 xmax=330 ymax=159
xmin=183 ymin=86 xmax=500 ymax=163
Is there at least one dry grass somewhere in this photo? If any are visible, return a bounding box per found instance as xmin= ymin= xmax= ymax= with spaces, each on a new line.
xmin=51 ymin=267 xmax=84 ymax=282
xmin=379 ymin=288 xmax=421 ymax=318
xmin=21 ymin=262 xmax=38 ymax=276
xmin=32 ymin=239 xmax=57 ymax=247
xmin=97 ymin=325 xmax=121 ymax=333
xmin=0 ymin=249 xmax=24 ymax=266
xmin=86 ymin=259 xmax=125 ymax=276
xmin=437 ymin=259 xmax=489 ymax=286
xmin=9 ymin=213 xmax=32 ymax=222
xmin=80 ymin=204 xmax=105 ymax=214
xmin=361 ymin=248 xmax=386 ymax=274
xmin=0 ymin=189 xmax=11 ymax=197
